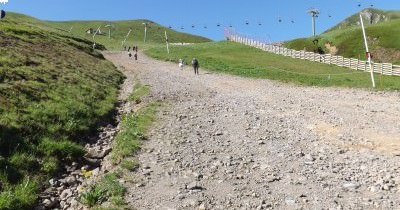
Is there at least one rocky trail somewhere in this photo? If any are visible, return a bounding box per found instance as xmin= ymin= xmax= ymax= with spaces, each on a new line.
xmin=104 ymin=51 xmax=400 ymax=210
xmin=39 ymin=51 xmax=400 ymax=210
xmin=106 ymin=51 xmax=400 ymax=210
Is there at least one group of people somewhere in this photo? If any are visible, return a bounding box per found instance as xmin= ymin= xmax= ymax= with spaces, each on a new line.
xmin=126 ymin=45 xmax=138 ymax=61
xmin=179 ymin=58 xmax=200 ymax=75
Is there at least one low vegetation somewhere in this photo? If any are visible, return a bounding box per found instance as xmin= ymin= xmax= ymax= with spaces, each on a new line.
xmin=48 ymin=17 xmax=211 ymax=50
xmin=285 ymin=9 xmax=400 ymax=64
xmin=5 ymin=12 xmax=211 ymax=50
xmin=0 ymin=13 xmax=124 ymax=209
xmin=112 ymin=100 xmax=160 ymax=163
xmin=128 ymin=83 xmax=150 ymax=104
xmin=81 ymin=83 xmax=159 ymax=209
xmin=79 ymin=172 xmax=125 ymax=208
xmin=146 ymin=41 xmax=400 ymax=90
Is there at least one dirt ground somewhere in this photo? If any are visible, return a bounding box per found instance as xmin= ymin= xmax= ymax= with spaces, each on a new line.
xmin=104 ymin=51 xmax=400 ymax=210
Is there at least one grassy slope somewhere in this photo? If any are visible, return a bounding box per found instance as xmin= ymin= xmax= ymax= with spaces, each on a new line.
xmin=146 ymin=41 xmax=400 ymax=90
xmin=326 ymin=8 xmax=400 ymax=32
xmin=4 ymin=12 xmax=211 ymax=51
xmin=284 ymin=9 xmax=400 ymax=64
xmin=0 ymin=13 xmax=124 ymax=209
xmin=48 ymin=19 xmax=211 ymax=50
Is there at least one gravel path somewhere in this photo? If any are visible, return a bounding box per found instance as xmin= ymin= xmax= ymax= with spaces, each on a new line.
xmin=104 ymin=51 xmax=400 ymax=210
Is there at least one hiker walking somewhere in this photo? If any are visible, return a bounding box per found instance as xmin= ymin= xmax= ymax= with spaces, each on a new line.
xmin=192 ymin=58 xmax=199 ymax=75
xmin=134 ymin=52 xmax=138 ymax=61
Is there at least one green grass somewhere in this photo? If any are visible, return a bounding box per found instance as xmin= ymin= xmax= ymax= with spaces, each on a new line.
xmin=120 ymin=159 xmax=139 ymax=171
xmin=285 ymin=9 xmax=400 ymax=64
xmin=0 ymin=12 xmax=125 ymax=209
xmin=112 ymin=102 xmax=160 ymax=163
xmin=2 ymin=11 xmax=211 ymax=50
xmin=48 ymin=19 xmax=211 ymax=50
xmin=128 ymin=83 xmax=150 ymax=104
xmin=3 ymin=12 xmax=211 ymax=51
xmin=80 ymin=172 xmax=125 ymax=208
xmin=0 ymin=177 xmax=39 ymax=210
xmin=146 ymin=41 xmax=400 ymax=90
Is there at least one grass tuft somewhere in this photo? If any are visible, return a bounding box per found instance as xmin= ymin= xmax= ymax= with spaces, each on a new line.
xmin=128 ymin=83 xmax=150 ymax=104
xmin=79 ymin=172 xmax=126 ymax=208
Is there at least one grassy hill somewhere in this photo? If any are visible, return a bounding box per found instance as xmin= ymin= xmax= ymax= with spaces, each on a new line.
xmin=0 ymin=13 xmax=125 ymax=209
xmin=284 ymin=9 xmax=400 ymax=65
xmin=5 ymin=12 xmax=211 ymax=51
xmin=326 ymin=8 xmax=400 ymax=32
xmin=146 ymin=41 xmax=400 ymax=90
xmin=48 ymin=19 xmax=211 ymax=50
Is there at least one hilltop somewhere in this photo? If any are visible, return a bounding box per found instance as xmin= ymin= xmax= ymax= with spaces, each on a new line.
xmin=326 ymin=8 xmax=400 ymax=32
xmin=5 ymin=12 xmax=211 ymax=50
xmin=48 ymin=19 xmax=211 ymax=50
xmin=284 ymin=8 xmax=400 ymax=64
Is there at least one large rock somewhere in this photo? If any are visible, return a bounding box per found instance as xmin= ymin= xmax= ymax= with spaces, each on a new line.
xmin=42 ymin=198 xmax=58 ymax=209
xmin=60 ymin=189 xmax=73 ymax=201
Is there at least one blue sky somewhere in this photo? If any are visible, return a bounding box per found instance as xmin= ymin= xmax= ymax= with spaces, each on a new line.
xmin=1 ymin=0 xmax=399 ymax=42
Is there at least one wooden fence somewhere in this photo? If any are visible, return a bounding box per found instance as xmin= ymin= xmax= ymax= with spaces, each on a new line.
xmin=227 ymin=34 xmax=400 ymax=76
